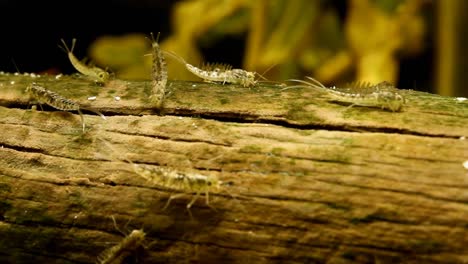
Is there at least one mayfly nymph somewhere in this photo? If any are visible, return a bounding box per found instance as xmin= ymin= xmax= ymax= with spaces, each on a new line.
xmin=96 ymin=229 xmax=146 ymax=264
xmin=133 ymin=164 xmax=222 ymax=211
xmin=163 ymin=50 xmax=257 ymax=87
xmin=98 ymin=139 xmax=228 ymax=217
xmin=287 ymin=76 xmax=406 ymax=112
xmin=59 ymin=38 xmax=110 ymax=84
xmin=149 ymin=32 xmax=167 ymax=108
xmin=25 ymin=82 xmax=106 ymax=132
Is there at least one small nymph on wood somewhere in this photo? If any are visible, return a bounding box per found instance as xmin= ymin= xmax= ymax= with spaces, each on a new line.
xmin=286 ymin=76 xmax=406 ymax=112
xmin=97 ymin=139 xmax=232 ymax=218
xmin=128 ymin=160 xmax=245 ymax=219
xmin=96 ymin=216 xmax=146 ymax=264
xmin=132 ymin=164 xmax=222 ymax=210
xmin=148 ymin=32 xmax=167 ymax=108
xmin=163 ymin=50 xmax=259 ymax=87
xmin=59 ymin=38 xmax=110 ymax=84
xmin=25 ymin=82 xmax=106 ymax=132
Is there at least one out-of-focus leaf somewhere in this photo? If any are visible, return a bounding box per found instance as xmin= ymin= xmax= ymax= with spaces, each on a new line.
xmin=260 ymin=1 xmax=319 ymax=67
xmin=172 ymin=0 xmax=247 ymax=39
xmin=201 ymin=8 xmax=250 ymax=45
xmin=346 ymin=0 xmax=401 ymax=56
xmin=344 ymin=0 xmax=427 ymax=83
xmin=358 ymin=52 xmax=398 ymax=83
xmin=85 ymin=0 xmax=428 ymax=86
xmin=396 ymin=0 xmax=427 ymax=55
xmin=376 ymin=0 xmax=406 ymax=14
xmin=314 ymin=51 xmax=353 ymax=84
xmin=299 ymin=8 xmax=344 ymax=72
xmin=89 ymin=34 xmax=149 ymax=69
xmin=345 ymin=0 xmax=401 ymax=83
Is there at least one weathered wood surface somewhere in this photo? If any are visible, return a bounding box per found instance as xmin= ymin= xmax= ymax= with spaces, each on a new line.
xmin=0 ymin=72 xmax=467 ymax=264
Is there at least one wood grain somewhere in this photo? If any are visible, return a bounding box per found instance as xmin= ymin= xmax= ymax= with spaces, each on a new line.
xmin=0 ymin=72 xmax=467 ymax=263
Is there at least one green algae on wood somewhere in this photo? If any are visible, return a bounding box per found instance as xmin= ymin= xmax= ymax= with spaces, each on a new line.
xmin=0 ymin=72 xmax=467 ymax=263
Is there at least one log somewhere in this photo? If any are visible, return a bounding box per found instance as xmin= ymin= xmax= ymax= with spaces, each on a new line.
xmin=0 ymin=72 xmax=467 ymax=264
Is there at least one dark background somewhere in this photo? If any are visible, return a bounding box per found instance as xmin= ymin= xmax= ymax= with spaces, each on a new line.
xmin=0 ymin=1 xmax=434 ymax=92
xmin=0 ymin=1 xmax=175 ymax=74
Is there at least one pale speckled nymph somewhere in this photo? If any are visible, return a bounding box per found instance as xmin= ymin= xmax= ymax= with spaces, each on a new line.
xmin=164 ymin=50 xmax=257 ymax=87
xmin=327 ymin=80 xmax=406 ymax=112
xmin=132 ymin=164 xmax=221 ymax=211
xmin=26 ymin=83 xmax=81 ymax=111
xmin=99 ymin=139 xmax=222 ymax=214
xmin=59 ymin=38 xmax=110 ymax=84
xmin=149 ymin=32 xmax=167 ymax=108
xmin=96 ymin=229 xmax=146 ymax=264
xmin=288 ymin=77 xmax=406 ymax=112
xmin=26 ymin=83 xmax=106 ymax=132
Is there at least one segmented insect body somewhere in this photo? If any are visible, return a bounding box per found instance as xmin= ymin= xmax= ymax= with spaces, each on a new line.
xmin=26 ymin=83 xmax=80 ymax=111
xmin=96 ymin=229 xmax=146 ymax=264
xmin=288 ymin=77 xmax=406 ymax=112
xmin=224 ymin=68 xmax=256 ymax=87
xmin=59 ymin=38 xmax=109 ymax=84
xmin=164 ymin=50 xmax=257 ymax=87
xmin=132 ymin=164 xmax=221 ymax=210
xmin=26 ymin=83 xmax=106 ymax=132
xmin=98 ymin=139 xmax=224 ymax=216
xmin=149 ymin=32 xmax=167 ymax=108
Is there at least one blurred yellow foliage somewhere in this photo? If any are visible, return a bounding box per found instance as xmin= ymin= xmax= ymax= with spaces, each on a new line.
xmin=89 ymin=0 xmax=427 ymax=87
xmin=340 ymin=0 xmax=427 ymax=84
xmin=89 ymin=33 xmax=152 ymax=80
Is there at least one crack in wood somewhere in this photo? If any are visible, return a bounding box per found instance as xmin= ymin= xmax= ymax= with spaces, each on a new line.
xmin=315 ymin=179 xmax=468 ymax=205
xmin=105 ymin=128 xmax=231 ymax=147
xmin=165 ymin=111 xmax=463 ymax=139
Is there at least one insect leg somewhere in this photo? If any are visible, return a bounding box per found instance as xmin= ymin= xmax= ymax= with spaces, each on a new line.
xmin=187 ymin=191 xmax=201 ymax=209
xmin=82 ymin=107 xmax=107 ymax=120
xmin=337 ymin=102 xmax=358 ymax=114
xmin=77 ymin=109 xmax=85 ymax=132
xmin=205 ymin=190 xmax=210 ymax=207
xmin=204 ymin=189 xmax=217 ymax=211
xmin=345 ymin=103 xmax=357 ymax=110
xmin=185 ymin=192 xmax=202 ymax=221
xmin=162 ymin=193 xmax=186 ymax=211
xmin=111 ymin=215 xmax=127 ymax=237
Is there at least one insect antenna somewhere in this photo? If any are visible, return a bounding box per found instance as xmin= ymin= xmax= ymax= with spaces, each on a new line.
xmin=149 ymin=31 xmax=161 ymax=44
xmin=111 ymin=215 xmax=128 ymax=237
xmin=251 ymin=64 xmax=285 ymax=86
xmin=143 ymin=31 xmax=161 ymax=49
xmin=10 ymin=58 xmax=22 ymax=74
xmin=255 ymin=64 xmax=276 ymax=82
xmin=58 ymin=38 xmax=76 ymax=54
